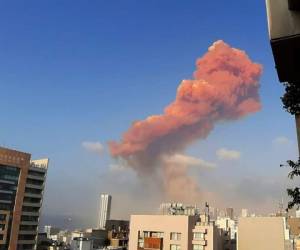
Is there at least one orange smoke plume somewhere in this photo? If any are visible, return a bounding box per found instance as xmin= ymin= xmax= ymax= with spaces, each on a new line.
xmin=109 ymin=40 xmax=262 ymax=201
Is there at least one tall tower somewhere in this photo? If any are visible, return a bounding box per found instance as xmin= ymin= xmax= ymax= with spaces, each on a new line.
xmin=98 ymin=194 xmax=112 ymax=229
xmin=241 ymin=209 xmax=249 ymax=218
xmin=0 ymin=147 xmax=49 ymax=250
xmin=226 ymin=207 xmax=234 ymax=220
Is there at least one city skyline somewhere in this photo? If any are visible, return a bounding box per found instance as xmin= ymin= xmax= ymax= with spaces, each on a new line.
xmin=0 ymin=1 xmax=299 ymax=227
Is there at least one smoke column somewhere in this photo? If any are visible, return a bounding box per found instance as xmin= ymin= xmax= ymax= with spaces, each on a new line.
xmin=109 ymin=40 xmax=263 ymax=202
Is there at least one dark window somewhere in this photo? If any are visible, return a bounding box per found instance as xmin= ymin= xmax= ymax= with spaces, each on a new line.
xmin=23 ymin=197 xmax=41 ymax=204
xmin=21 ymin=215 xmax=39 ymax=222
xmin=0 ymin=214 xmax=6 ymax=220
xmin=26 ymin=179 xmax=43 ymax=186
xmin=22 ymin=206 xmax=40 ymax=213
xmin=19 ymin=225 xmax=37 ymax=231
xmin=28 ymin=170 xmax=45 ymax=178
xmin=18 ymin=234 xmax=36 ymax=240
xmin=0 ymin=203 xmax=11 ymax=210
xmin=25 ymin=188 xmax=42 ymax=195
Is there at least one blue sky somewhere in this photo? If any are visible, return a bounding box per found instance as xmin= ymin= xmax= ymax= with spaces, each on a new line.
xmin=0 ymin=1 xmax=298 ymax=228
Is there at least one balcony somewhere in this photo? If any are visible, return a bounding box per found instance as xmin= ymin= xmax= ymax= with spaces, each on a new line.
xmin=24 ymin=193 xmax=42 ymax=199
xmin=25 ymin=183 xmax=43 ymax=190
xmin=18 ymin=230 xmax=37 ymax=235
xmin=0 ymin=200 xmax=11 ymax=204
xmin=0 ymin=179 xmax=14 ymax=184
xmin=20 ymin=221 xmax=39 ymax=226
xmin=192 ymin=240 xmax=207 ymax=246
xmin=22 ymin=202 xmax=41 ymax=208
xmin=29 ymin=166 xmax=47 ymax=172
xmin=17 ymin=240 xmax=36 ymax=244
xmin=27 ymin=174 xmax=45 ymax=181
xmin=193 ymin=228 xmax=207 ymax=234
xmin=22 ymin=211 xmax=40 ymax=216
xmin=138 ymin=237 xmax=163 ymax=250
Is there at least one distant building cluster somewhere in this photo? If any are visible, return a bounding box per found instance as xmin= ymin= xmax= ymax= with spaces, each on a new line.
xmin=37 ymin=193 xmax=129 ymax=250
xmin=3 ymin=146 xmax=300 ymax=250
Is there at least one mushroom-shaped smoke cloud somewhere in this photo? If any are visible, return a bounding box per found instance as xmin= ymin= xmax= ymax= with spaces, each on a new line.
xmin=109 ymin=40 xmax=262 ymax=202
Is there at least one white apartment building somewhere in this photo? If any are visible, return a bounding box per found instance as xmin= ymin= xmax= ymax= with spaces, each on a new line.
xmin=215 ymin=217 xmax=237 ymax=240
xmin=241 ymin=209 xmax=248 ymax=218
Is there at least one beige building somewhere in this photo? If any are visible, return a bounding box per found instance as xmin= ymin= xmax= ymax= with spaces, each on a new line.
xmin=129 ymin=214 xmax=224 ymax=250
xmin=238 ymin=217 xmax=286 ymax=250
xmin=287 ymin=218 xmax=300 ymax=237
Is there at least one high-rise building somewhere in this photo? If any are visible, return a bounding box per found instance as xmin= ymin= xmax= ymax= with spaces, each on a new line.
xmin=98 ymin=194 xmax=112 ymax=229
xmin=225 ymin=207 xmax=234 ymax=220
xmin=0 ymin=147 xmax=49 ymax=250
xmin=241 ymin=209 xmax=248 ymax=218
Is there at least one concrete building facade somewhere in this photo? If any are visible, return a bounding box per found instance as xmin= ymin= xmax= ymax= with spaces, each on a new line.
xmin=238 ymin=217 xmax=286 ymax=250
xmin=98 ymin=194 xmax=112 ymax=229
xmin=129 ymin=214 xmax=224 ymax=250
xmin=0 ymin=147 xmax=49 ymax=250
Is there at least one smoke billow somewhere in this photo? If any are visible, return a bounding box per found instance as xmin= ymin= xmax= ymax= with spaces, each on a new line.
xmin=109 ymin=40 xmax=262 ymax=202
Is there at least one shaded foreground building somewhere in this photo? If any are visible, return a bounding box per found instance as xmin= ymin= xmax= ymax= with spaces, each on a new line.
xmin=0 ymin=147 xmax=49 ymax=250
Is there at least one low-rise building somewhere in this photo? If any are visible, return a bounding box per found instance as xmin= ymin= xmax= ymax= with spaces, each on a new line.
xmin=237 ymin=217 xmax=288 ymax=250
xmin=129 ymin=213 xmax=225 ymax=250
xmin=71 ymin=237 xmax=92 ymax=250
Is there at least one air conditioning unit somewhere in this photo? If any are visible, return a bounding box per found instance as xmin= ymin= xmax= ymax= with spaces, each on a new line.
xmin=266 ymin=0 xmax=300 ymax=83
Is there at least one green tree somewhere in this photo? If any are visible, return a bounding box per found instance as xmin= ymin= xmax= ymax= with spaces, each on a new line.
xmin=281 ymin=82 xmax=300 ymax=209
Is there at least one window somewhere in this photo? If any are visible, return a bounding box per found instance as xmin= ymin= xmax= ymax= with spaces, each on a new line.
xmin=21 ymin=215 xmax=38 ymax=222
xmin=19 ymin=225 xmax=37 ymax=231
xmin=193 ymin=245 xmax=204 ymax=250
xmin=170 ymin=232 xmax=181 ymax=241
xmin=170 ymin=244 xmax=181 ymax=250
xmin=0 ymin=203 xmax=11 ymax=210
xmin=22 ymin=206 xmax=40 ymax=213
xmin=28 ymin=170 xmax=45 ymax=177
xmin=23 ymin=197 xmax=41 ymax=204
xmin=0 ymin=214 xmax=6 ymax=221
xmin=25 ymin=188 xmax=42 ymax=194
xmin=193 ymin=232 xmax=205 ymax=240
